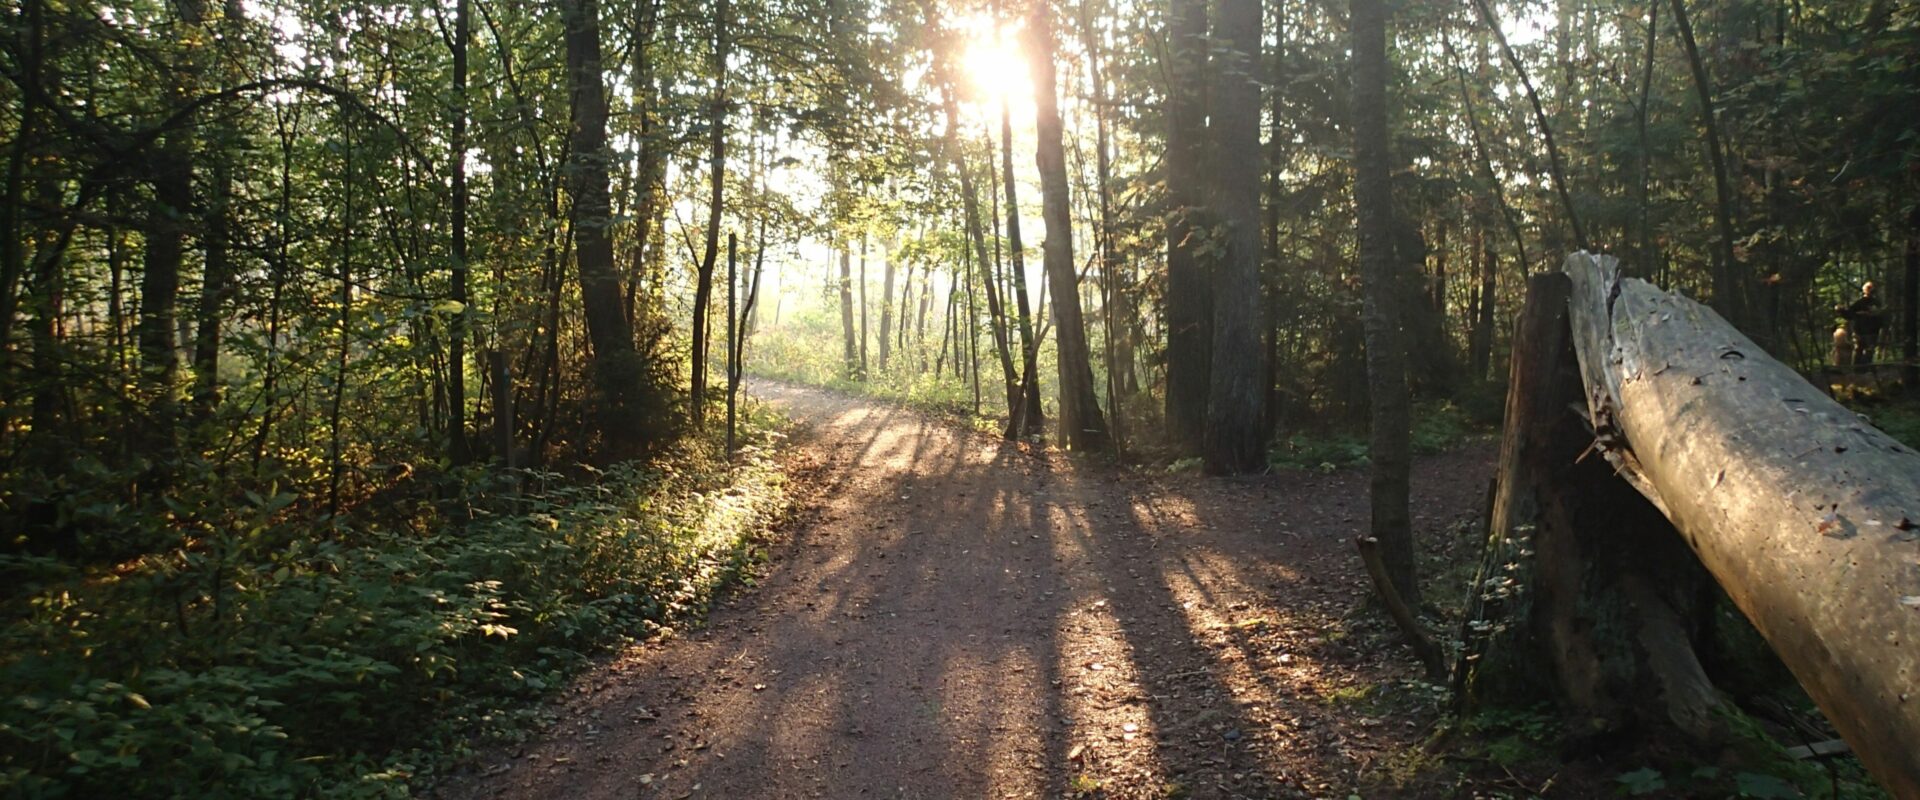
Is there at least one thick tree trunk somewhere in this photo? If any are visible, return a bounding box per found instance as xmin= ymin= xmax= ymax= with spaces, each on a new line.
xmin=1470 ymin=255 xmax=1920 ymax=798
xmin=138 ymin=152 xmax=190 ymax=430
xmin=1202 ymin=0 xmax=1265 ymax=473
xmin=189 ymin=152 xmax=232 ymax=421
xmin=1026 ymin=6 xmax=1107 ymax=452
xmin=1351 ymin=0 xmax=1417 ymax=604
xmin=1163 ymin=0 xmax=1211 ymax=453
xmin=559 ymin=0 xmax=643 ymax=450
xmin=1470 ymin=233 xmax=1496 ymax=380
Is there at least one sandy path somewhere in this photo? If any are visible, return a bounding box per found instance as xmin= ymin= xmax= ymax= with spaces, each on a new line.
xmin=438 ymin=383 xmax=1493 ymax=799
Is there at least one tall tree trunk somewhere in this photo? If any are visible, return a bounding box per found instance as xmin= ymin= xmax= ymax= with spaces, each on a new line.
xmin=839 ymin=245 xmax=858 ymax=376
xmin=691 ymin=0 xmax=730 ymax=426
xmin=1164 ymin=0 xmax=1211 ymax=452
xmin=1636 ymin=0 xmax=1659 ymax=276
xmin=189 ymin=147 xmax=233 ymax=422
xmin=1001 ymin=96 xmax=1044 ymax=438
xmin=188 ymin=0 xmax=248 ymax=423
xmin=328 ymin=111 xmax=355 ymax=519
xmin=628 ymin=0 xmax=664 ymax=323
xmin=1202 ymin=0 xmax=1266 ymax=473
xmin=138 ymin=151 xmax=190 ymax=436
xmin=1026 ymin=5 xmax=1108 ymax=452
xmin=1263 ymin=0 xmax=1290 ymax=436
xmin=1352 ymin=0 xmax=1418 ymax=603
xmin=446 ymin=0 xmax=472 ymax=462
xmin=0 ymin=0 xmax=38 ymax=358
xmin=1082 ymin=0 xmax=1124 ymax=455
xmin=859 ymin=236 xmax=870 ymax=379
xmin=879 ymin=249 xmax=896 ymax=371
xmin=560 ymin=0 xmax=644 ymax=450
xmin=1471 ymin=228 xmax=1497 ymax=379
xmin=137 ymin=0 xmax=210 ymax=444
xmin=1669 ymin=0 xmax=1745 ymax=329
xmin=940 ymin=83 xmax=1019 ymax=415
xmin=725 ymin=233 xmax=737 ymax=453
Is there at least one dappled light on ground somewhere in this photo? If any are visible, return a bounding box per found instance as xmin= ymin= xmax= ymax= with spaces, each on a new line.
xmin=438 ymin=383 xmax=1493 ymax=799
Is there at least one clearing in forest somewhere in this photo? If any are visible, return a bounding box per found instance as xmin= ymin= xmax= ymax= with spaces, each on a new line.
xmin=440 ymin=383 xmax=1496 ymax=799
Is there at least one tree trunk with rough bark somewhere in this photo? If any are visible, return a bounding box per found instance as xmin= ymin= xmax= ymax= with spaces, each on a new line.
xmin=560 ymin=0 xmax=643 ymax=451
xmin=1026 ymin=6 xmax=1107 ymax=451
xmin=1202 ymin=0 xmax=1265 ymax=473
xmin=1163 ymin=0 xmax=1210 ymax=453
xmin=1351 ymin=0 xmax=1417 ymax=604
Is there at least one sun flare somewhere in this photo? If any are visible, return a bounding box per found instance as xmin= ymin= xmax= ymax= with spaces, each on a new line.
xmin=959 ymin=31 xmax=1032 ymax=108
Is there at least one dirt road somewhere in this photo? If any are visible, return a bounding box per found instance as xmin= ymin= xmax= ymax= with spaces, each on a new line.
xmin=440 ymin=383 xmax=1492 ymax=799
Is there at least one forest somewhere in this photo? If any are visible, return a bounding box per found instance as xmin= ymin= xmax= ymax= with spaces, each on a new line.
xmin=2 ymin=0 xmax=1917 ymax=795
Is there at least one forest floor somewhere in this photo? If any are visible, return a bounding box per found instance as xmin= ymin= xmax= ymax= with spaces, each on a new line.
xmin=436 ymin=382 xmax=1508 ymax=800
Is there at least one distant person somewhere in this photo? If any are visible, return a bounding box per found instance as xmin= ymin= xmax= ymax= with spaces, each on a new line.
xmin=1841 ymin=282 xmax=1885 ymax=366
xmin=1832 ymin=320 xmax=1854 ymax=369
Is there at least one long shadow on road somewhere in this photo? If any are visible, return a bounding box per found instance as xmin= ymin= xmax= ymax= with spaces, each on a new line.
xmin=436 ymin=383 xmax=1485 ymax=799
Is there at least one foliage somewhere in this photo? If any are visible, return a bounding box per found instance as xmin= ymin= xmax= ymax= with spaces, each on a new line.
xmin=749 ymin=304 xmax=988 ymax=424
xmin=0 ymin=423 xmax=787 ymax=798
xmin=1269 ymin=400 xmax=1491 ymax=471
xmin=1859 ymin=400 xmax=1920 ymax=451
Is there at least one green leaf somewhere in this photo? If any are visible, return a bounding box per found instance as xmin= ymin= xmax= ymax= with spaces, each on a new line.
xmin=1734 ymin=772 xmax=1802 ymax=799
xmin=1615 ymin=768 xmax=1666 ymax=796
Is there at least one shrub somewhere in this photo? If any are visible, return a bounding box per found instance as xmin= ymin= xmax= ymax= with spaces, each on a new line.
xmin=0 ymin=432 xmax=786 ymax=798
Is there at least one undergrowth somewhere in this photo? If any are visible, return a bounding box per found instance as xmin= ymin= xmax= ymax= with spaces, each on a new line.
xmin=1268 ymin=399 xmax=1491 ymax=471
xmin=748 ymin=320 xmax=999 ymax=430
xmin=0 ymin=414 xmax=789 ymax=799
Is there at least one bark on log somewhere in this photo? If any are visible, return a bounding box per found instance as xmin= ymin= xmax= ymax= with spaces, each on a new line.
xmin=1462 ymin=273 xmax=1732 ymax=746
xmin=1562 ymin=252 xmax=1920 ymax=799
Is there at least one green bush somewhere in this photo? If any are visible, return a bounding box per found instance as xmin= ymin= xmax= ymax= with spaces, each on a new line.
xmin=0 ymin=433 xmax=786 ymax=798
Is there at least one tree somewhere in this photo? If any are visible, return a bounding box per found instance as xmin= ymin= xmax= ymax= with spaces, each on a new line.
xmin=1351 ymin=0 xmax=1417 ymax=604
xmin=1201 ymin=0 xmax=1266 ymax=473
xmin=1162 ymin=0 xmax=1210 ymax=452
xmin=1000 ymin=89 xmax=1044 ymax=438
xmin=1025 ymin=2 xmax=1108 ymax=452
xmin=559 ymin=0 xmax=644 ymax=451
xmin=691 ymin=0 xmax=731 ymax=426
xmin=446 ymin=0 xmax=473 ymax=462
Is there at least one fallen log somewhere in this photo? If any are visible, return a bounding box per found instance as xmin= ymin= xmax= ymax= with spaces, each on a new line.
xmin=1457 ymin=273 xmax=1718 ymax=743
xmin=1554 ymin=253 xmax=1920 ymax=796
